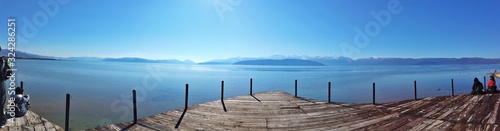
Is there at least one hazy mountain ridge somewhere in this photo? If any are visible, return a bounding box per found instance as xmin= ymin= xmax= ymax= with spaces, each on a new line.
xmin=6 ymin=50 xmax=500 ymax=65
xmin=234 ymin=59 xmax=325 ymax=66
xmin=64 ymin=57 xmax=104 ymax=61
xmin=200 ymin=55 xmax=348 ymax=65
xmin=213 ymin=56 xmax=500 ymax=66
xmin=103 ymin=57 xmax=195 ymax=64
xmin=347 ymin=57 xmax=500 ymax=65
xmin=0 ymin=49 xmax=56 ymax=59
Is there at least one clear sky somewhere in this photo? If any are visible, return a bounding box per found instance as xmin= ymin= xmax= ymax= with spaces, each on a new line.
xmin=1 ymin=0 xmax=499 ymax=62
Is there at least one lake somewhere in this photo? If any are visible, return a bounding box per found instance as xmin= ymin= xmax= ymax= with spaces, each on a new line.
xmin=14 ymin=60 xmax=497 ymax=130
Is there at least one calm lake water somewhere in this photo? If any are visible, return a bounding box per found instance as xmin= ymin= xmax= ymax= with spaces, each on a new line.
xmin=14 ymin=60 xmax=498 ymax=130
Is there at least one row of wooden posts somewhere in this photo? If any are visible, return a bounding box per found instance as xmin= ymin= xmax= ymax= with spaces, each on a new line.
xmin=62 ymin=76 xmax=490 ymax=130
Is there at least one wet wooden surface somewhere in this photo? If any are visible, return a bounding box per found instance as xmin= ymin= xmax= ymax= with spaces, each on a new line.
xmin=91 ymin=91 xmax=500 ymax=131
xmin=0 ymin=111 xmax=64 ymax=131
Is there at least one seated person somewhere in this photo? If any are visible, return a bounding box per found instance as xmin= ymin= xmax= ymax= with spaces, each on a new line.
xmin=8 ymin=87 xmax=30 ymax=118
xmin=488 ymin=75 xmax=497 ymax=93
xmin=472 ymin=77 xmax=485 ymax=94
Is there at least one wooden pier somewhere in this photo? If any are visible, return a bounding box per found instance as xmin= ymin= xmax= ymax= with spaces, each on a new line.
xmin=0 ymin=111 xmax=63 ymax=131
xmin=91 ymin=91 xmax=500 ymax=130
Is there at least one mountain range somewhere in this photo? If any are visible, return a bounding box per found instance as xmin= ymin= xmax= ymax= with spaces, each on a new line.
xmin=0 ymin=49 xmax=55 ymax=59
xmin=234 ymin=59 xmax=325 ymax=66
xmin=8 ymin=50 xmax=500 ymax=66
xmin=102 ymin=57 xmax=195 ymax=64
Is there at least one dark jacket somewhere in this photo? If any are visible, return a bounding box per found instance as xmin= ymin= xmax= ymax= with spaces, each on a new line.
xmin=472 ymin=79 xmax=484 ymax=94
xmin=14 ymin=94 xmax=30 ymax=117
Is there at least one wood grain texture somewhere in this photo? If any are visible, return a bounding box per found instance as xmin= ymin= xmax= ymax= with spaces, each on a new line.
xmin=0 ymin=111 xmax=63 ymax=131
xmin=91 ymin=92 xmax=500 ymax=131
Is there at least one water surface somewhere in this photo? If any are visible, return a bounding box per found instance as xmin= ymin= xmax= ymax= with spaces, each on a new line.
xmin=15 ymin=60 xmax=496 ymax=130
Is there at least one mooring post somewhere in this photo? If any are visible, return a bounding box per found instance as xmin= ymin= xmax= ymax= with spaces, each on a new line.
xmin=185 ymin=84 xmax=189 ymax=109
xmin=250 ymin=78 xmax=253 ymax=95
xmin=295 ymin=79 xmax=298 ymax=97
xmin=451 ymin=79 xmax=455 ymax=96
xmin=414 ymin=80 xmax=417 ymax=100
xmin=133 ymin=89 xmax=137 ymax=124
xmin=484 ymin=76 xmax=487 ymax=89
xmin=65 ymin=93 xmax=70 ymax=131
xmin=175 ymin=84 xmax=190 ymax=129
xmin=328 ymin=82 xmax=331 ymax=103
xmin=20 ymin=81 xmax=23 ymax=90
xmin=221 ymin=81 xmax=224 ymax=101
xmin=372 ymin=83 xmax=376 ymax=105
xmin=221 ymin=80 xmax=227 ymax=112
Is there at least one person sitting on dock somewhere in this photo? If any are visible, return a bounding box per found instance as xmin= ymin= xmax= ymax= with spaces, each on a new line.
xmin=472 ymin=77 xmax=485 ymax=95
xmin=487 ymin=75 xmax=497 ymax=93
xmin=8 ymin=87 xmax=30 ymax=118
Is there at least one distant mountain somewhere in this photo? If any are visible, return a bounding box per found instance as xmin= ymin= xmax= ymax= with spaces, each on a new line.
xmin=305 ymin=57 xmax=500 ymax=65
xmin=348 ymin=57 xmax=500 ymax=65
xmin=156 ymin=59 xmax=196 ymax=64
xmin=63 ymin=57 xmax=104 ymax=61
xmin=0 ymin=49 xmax=56 ymax=59
xmin=234 ymin=59 xmax=325 ymax=66
xmin=199 ymin=57 xmax=261 ymax=65
xmin=198 ymin=62 xmax=229 ymax=65
xmin=103 ymin=57 xmax=152 ymax=63
xmin=307 ymin=56 xmax=354 ymax=66
xmin=210 ymin=56 xmax=500 ymax=66
xmin=103 ymin=57 xmax=195 ymax=64
xmin=199 ymin=55 xmax=342 ymax=65
xmin=201 ymin=55 xmax=353 ymax=65
xmin=4 ymin=50 xmax=500 ymax=66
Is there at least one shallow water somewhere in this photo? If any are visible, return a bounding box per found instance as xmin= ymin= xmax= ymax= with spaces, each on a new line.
xmin=14 ymin=60 xmax=497 ymax=130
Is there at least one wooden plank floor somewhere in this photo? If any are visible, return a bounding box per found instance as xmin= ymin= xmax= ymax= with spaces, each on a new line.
xmin=91 ymin=91 xmax=500 ymax=131
xmin=0 ymin=111 xmax=64 ymax=131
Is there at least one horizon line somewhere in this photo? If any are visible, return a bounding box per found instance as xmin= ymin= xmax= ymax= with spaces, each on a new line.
xmin=5 ymin=49 xmax=500 ymax=63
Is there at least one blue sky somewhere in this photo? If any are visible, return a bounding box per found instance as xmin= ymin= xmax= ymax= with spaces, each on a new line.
xmin=1 ymin=0 xmax=499 ymax=62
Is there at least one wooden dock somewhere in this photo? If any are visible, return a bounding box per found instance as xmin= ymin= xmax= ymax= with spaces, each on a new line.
xmin=91 ymin=91 xmax=500 ymax=130
xmin=0 ymin=111 xmax=63 ymax=131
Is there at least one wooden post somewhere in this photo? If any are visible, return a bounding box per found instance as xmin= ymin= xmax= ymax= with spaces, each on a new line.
xmin=484 ymin=76 xmax=487 ymax=90
xmin=328 ymin=82 xmax=331 ymax=103
xmin=221 ymin=80 xmax=227 ymax=112
xmin=185 ymin=84 xmax=189 ymax=109
xmin=250 ymin=78 xmax=253 ymax=95
xmin=133 ymin=90 xmax=137 ymax=124
xmin=221 ymin=81 xmax=224 ymax=101
xmin=295 ymin=79 xmax=298 ymax=97
xmin=451 ymin=79 xmax=455 ymax=96
xmin=20 ymin=81 xmax=23 ymax=90
xmin=372 ymin=83 xmax=376 ymax=105
xmin=414 ymin=80 xmax=417 ymax=100
xmin=65 ymin=93 xmax=70 ymax=131
xmin=175 ymin=84 xmax=190 ymax=128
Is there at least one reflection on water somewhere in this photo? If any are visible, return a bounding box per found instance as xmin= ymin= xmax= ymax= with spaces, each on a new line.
xmin=15 ymin=60 xmax=497 ymax=130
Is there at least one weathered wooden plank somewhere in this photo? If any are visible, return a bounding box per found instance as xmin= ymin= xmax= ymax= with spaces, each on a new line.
xmin=487 ymin=95 xmax=500 ymax=124
xmin=0 ymin=111 xmax=63 ymax=131
xmin=33 ymin=124 xmax=45 ymax=131
xmin=356 ymin=113 xmax=415 ymax=130
xmin=7 ymin=127 xmax=20 ymax=131
xmin=332 ymin=113 xmax=400 ymax=130
xmin=21 ymin=126 xmax=35 ymax=131
xmin=423 ymin=95 xmax=464 ymax=119
xmin=472 ymin=94 xmax=497 ymax=124
xmin=88 ymin=91 xmax=500 ymax=130
xmin=447 ymin=95 xmax=482 ymax=122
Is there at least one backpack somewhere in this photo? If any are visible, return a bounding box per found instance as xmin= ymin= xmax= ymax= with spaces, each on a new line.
xmin=13 ymin=95 xmax=30 ymax=117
